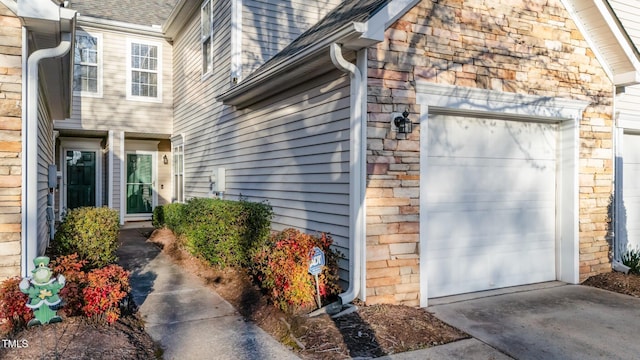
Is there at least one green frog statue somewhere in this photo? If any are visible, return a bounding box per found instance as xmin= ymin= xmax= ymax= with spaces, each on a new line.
xmin=19 ymin=256 xmax=65 ymax=326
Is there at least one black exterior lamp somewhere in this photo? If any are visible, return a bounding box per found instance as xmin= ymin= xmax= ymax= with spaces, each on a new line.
xmin=394 ymin=110 xmax=412 ymax=134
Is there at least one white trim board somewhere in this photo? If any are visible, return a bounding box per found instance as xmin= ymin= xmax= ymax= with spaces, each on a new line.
xmin=417 ymin=82 xmax=587 ymax=307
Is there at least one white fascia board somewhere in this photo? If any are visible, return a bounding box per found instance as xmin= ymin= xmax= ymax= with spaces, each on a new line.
xmin=361 ymin=0 xmax=420 ymax=42
xmin=17 ymin=0 xmax=59 ymax=22
xmin=613 ymin=70 xmax=640 ymax=87
xmin=78 ymin=16 xmax=165 ymax=38
xmin=163 ymin=0 xmax=200 ymax=39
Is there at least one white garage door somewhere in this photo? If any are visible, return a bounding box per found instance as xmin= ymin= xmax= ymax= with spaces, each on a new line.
xmin=623 ymin=133 xmax=640 ymax=250
xmin=425 ymin=115 xmax=557 ymax=298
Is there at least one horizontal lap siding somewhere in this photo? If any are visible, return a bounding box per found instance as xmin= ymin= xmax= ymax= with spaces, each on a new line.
xmin=37 ymin=93 xmax=54 ymax=255
xmin=218 ymin=73 xmax=351 ymax=266
xmin=173 ymin=0 xmax=231 ymax=197
xmin=241 ymin=0 xmax=341 ymax=76
xmin=173 ymin=6 xmax=352 ymax=274
xmin=608 ymin=1 xmax=640 ymax=46
xmin=616 ymin=85 xmax=640 ymax=127
xmin=60 ymin=26 xmax=173 ymax=135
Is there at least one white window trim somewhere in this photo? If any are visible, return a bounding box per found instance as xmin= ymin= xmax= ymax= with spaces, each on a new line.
xmin=230 ymin=0 xmax=242 ymax=84
xmin=73 ymin=31 xmax=103 ymax=98
xmin=171 ymin=134 xmax=185 ymax=203
xmin=201 ymin=0 xmax=213 ymax=80
xmin=126 ymin=38 xmax=163 ymax=103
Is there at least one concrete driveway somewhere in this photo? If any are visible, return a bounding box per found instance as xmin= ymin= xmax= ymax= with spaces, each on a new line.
xmin=429 ymin=283 xmax=640 ymax=360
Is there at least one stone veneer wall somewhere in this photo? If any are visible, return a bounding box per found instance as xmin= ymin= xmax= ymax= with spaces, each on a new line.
xmin=0 ymin=4 xmax=22 ymax=279
xmin=365 ymin=0 xmax=613 ymax=305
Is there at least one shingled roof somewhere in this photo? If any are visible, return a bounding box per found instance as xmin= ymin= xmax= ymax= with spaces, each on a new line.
xmin=68 ymin=0 xmax=178 ymax=27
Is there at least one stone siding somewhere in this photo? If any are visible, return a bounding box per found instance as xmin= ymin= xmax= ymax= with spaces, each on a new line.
xmin=365 ymin=0 xmax=613 ymax=305
xmin=0 ymin=4 xmax=22 ymax=279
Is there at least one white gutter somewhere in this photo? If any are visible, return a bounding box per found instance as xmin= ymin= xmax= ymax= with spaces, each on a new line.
xmin=23 ymin=33 xmax=73 ymax=276
xmin=330 ymin=43 xmax=366 ymax=305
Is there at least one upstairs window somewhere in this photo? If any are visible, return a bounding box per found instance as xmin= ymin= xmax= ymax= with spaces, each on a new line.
xmin=73 ymin=32 xmax=102 ymax=97
xmin=201 ymin=0 xmax=213 ymax=76
xmin=127 ymin=39 xmax=162 ymax=102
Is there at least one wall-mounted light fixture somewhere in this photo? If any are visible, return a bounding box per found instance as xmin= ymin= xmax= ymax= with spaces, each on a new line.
xmin=394 ymin=110 xmax=412 ymax=134
xmin=163 ymin=154 xmax=169 ymax=165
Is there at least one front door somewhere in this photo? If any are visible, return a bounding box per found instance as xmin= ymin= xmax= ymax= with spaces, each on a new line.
xmin=66 ymin=150 xmax=96 ymax=209
xmin=126 ymin=153 xmax=154 ymax=214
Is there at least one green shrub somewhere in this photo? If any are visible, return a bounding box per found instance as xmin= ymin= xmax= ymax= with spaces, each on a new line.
xmin=152 ymin=205 xmax=165 ymax=228
xmin=180 ymin=198 xmax=273 ymax=268
xmin=52 ymin=207 xmax=120 ymax=269
xmin=250 ymin=228 xmax=342 ymax=313
xmin=163 ymin=202 xmax=186 ymax=234
xmin=622 ymin=247 xmax=640 ymax=274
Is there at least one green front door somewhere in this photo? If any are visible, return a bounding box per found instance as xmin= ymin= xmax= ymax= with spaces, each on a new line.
xmin=66 ymin=150 xmax=96 ymax=209
xmin=126 ymin=153 xmax=153 ymax=214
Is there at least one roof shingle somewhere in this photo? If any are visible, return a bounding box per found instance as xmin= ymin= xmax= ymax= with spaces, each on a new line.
xmin=69 ymin=0 xmax=178 ymax=27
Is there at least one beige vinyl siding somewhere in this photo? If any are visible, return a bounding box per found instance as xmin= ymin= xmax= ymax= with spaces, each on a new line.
xmin=241 ymin=0 xmax=341 ymax=76
xmin=58 ymin=26 xmax=173 ymax=135
xmin=36 ymin=92 xmax=55 ymax=255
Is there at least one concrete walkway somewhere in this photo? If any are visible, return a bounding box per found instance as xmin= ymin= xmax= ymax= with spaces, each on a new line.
xmin=117 ymin=224 xmax=299 ymax=360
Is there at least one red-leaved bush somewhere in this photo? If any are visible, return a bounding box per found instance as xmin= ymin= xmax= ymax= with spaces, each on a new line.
xmin=251 ymin=228 xmax=341 ymax=313
xmin=0 ymin=277 xmax=33 ymax=335
xmin=51 ymin=253 xmax=130 ymax=324
xmin=51 ymin=253 xmax=87 ymax=317
xmin=82 ymin=265 xmax=130 ymax=324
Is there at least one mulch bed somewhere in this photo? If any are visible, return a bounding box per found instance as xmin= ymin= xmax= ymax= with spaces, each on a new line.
xmin=582 ymin=271 xmax=640 ymax=298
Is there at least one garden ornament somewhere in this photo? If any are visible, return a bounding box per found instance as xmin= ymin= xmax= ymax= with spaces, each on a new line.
xmin=19 ymin=256 xmax=65 ymax=326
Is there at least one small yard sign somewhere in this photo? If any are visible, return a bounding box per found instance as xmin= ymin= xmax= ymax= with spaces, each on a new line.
xmin=308 ymin=247 xmax=325 ymax=276
xmin=308 ymin=247 xmax=325 ymax=309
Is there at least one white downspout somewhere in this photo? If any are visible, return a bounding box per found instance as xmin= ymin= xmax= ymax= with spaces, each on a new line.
xmin=22 ymin=33 xmax=73 ymax=276
xmin=330 ymin=43 xmax=367 ymax=305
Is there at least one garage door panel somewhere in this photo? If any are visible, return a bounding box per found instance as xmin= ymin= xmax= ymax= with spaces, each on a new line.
xmin=425 ymin=208 xmax=554 ymax=242
xmin=426 ymin=235 xmax=555 ymax=256
xmin=427 ymin=247 xmax=557 ymax=298
xmin=426 ymin=159 xmax=556 ymax=198
xmin=425 ymin=116 xmax=557 ymax=298
xmin=428 ymin=116 xmax=557 ymax=160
